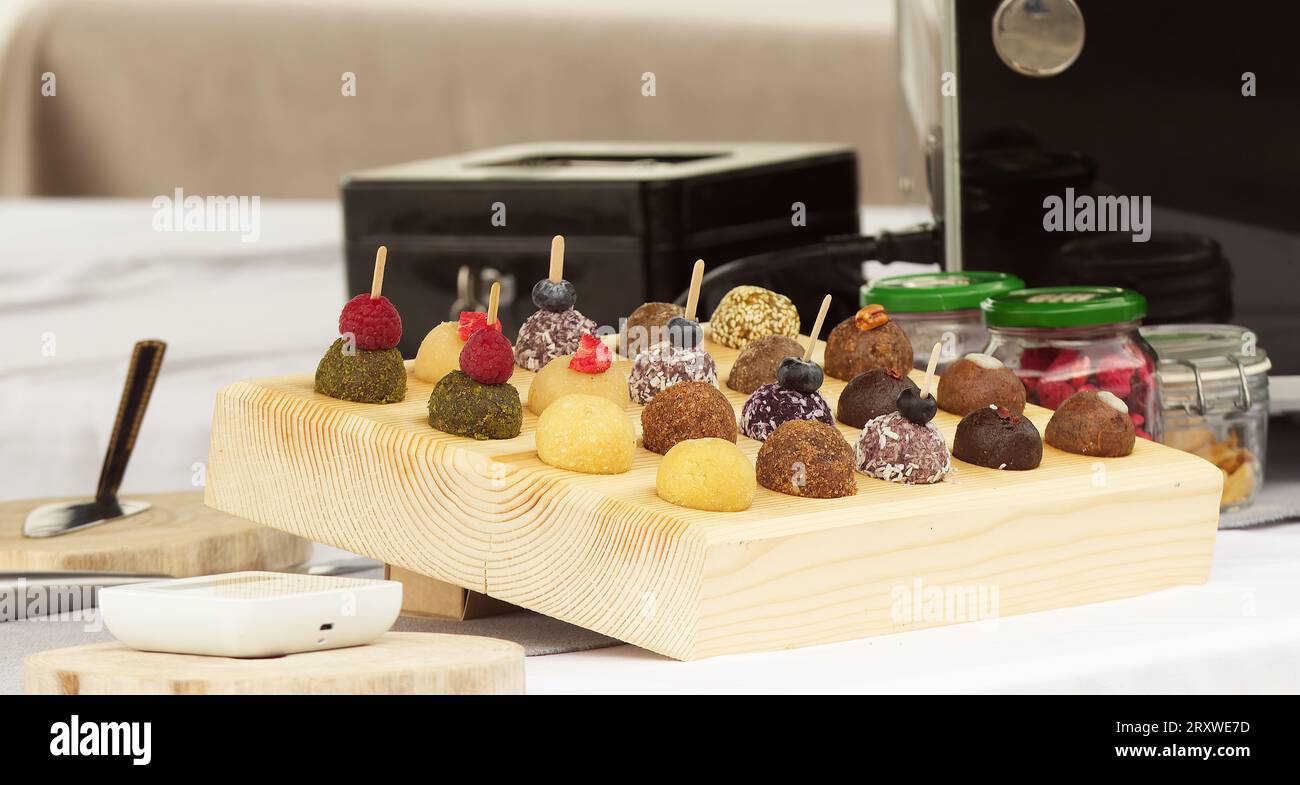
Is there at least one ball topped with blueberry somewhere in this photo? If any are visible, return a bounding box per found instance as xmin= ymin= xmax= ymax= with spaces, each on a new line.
xmin=514 ymin=235 xmax=597 ymax=372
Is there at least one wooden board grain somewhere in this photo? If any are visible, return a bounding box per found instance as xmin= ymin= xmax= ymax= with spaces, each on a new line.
xmin=205 ymin=331 xmax=1222 ymax=660
xmin=0 ymin=491 xmax=310 ymax=577
xmin=25 ymin=632 xmax=524 ymax=694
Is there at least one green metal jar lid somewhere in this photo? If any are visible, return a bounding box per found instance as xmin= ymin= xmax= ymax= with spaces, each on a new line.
xmin=982 ymin=286 xmax=1147 ymax=328
xmin=860 ymin=271 xmax=1024 ymax=313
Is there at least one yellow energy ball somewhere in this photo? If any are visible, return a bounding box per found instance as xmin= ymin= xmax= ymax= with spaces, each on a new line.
xmin=656 ymin=438 xmax=756 ymax=512
xmin=536 ymin=394 xmax=636 ymax=474
xmin=413 ymin=321 xmax=465 ymax=384
xmin=527 ymin=354 xmax=630 ymax=415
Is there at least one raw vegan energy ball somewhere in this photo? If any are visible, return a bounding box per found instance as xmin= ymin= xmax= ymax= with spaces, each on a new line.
xmin=414 ymin=312 xmax=503 ymax=384
xmin=315 ymin=338 xmax=407 ymax=404
xmin=315 ymin=249 xmax=409 ymax=405
xmin=527 ymin=337 xmax=629 ymax=415
xmin=739 ymin=382 xmax=834 ymax=442
xmin=427 ymin=370 xmax=522 ymax=440
xmin=627 ymin=341 xmax=718 ymax=405
xmin=726 ymin=334 xmax=805 ymax=394
xmin=756 ymin=420 xmax=857 ymax=499
xmin=708 ymin=285 xmax=800 ymax=350
xmin=835 ymin=368 xmax=919 ymax=429
xmin=620 ymin=301 xmax=683 ymax=357
xmin=936 ymin=353 xmax=1027 ymax=416
xmin=953 ymin=405 xmax=1043 ymax=470
xmin=514 ymin=309 xmax=597 ymax=372
xmin=824 ymin=304 xmax=913 ymax=381
xmin=854 ymin=412 xmax=951 ymax=485
xmin=536 ymin=393 xmax=636 ymax=474
xmin=1045 ymin=389 xmax=1136 ymax=457
xmin=655 ymin=438 xmax=755 ymax=512
xmin=515 ymin=236 xmax=597 ymax=371
xmin=640 ymin=381 xmax=738 ymax=455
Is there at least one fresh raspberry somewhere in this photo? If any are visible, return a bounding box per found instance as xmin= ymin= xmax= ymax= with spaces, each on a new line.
xmin=1130 ymin=412 xmax=1145 ymax=428
xmin=457 ymin=311 xmax=504 ymax=342
xmin=1036 ymin=379 xmax=1076 ymax=410
xmin=568 ymin=334 xmax=612 ymax=374
xmin=459 ymin=328 xmax=514 ymax=384
xmin=1135 ymin=428 xmax=1153 ymax=441
xmin=339 ymin=294 xmax=402 ymax=350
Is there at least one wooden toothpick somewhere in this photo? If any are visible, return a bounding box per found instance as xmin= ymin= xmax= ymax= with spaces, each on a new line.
xmin=803 ymin=294 xmax=832 ymax=362
xmin=549 ymin=235 xmax=565 ymax=283
xmin=486 ymin=281 xmax=501 ymax=326
xmin=370 ymin=246 xmax=387 ymax=299
xmin=684 ymin=259 xmax=705 ymax=322
xmin=920 ymin=342 xmax=942 ymax=399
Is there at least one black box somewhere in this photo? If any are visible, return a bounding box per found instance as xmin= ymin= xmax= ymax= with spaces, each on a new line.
xmin=341 ymin=142 xmax=858 ymax=357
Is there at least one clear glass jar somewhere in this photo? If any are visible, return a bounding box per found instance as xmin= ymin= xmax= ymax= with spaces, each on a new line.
xmin=1143 ymin=325 xmax=1271 ymax=512
xmin=861 ymin=271 xmax=1024 ymax=372
xmin=982 ymin=287 xmax=1158 ymax=440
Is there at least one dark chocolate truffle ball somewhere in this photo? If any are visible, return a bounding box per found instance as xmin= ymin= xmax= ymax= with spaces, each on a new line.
xmin=641 ymin=381 xmax=738 ymax=455
xmin=726 ymin=334 xmax=804 ymax=394
xmin=836 ymin=368 xmax=920 ymax=428
xmin=953 ymin=405 xmax=1043 ymax=470
xmin=621 ymin=302 xmax=684 ymax=357
xmin=824 ymin=316 xmax=913 ymax=381
xmin=757 ymin=420 xmax=857 ymax=499
xmin=740 ymin=382 xmax=834 ymax=441
xmin=1045 ymin=390 xmax=1136 ymax=457
xmin=936 ymin=353 xmax=1027 ymax=416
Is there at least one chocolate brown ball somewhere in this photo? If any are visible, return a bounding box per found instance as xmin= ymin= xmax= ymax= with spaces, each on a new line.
xmin=836 ymin=368 xmax=919 ymax=428
xmin=823 ymin=317 xmax=912 ymax=381
xmin=1045 ymin=390 xmax=1135 ymax=457
xmin=756 ymin=420 xmax=856 ymax=498
xmin=620 ymin=301 xmax=684 ymax=357
xmin=953 ymin=405 xmax=1042 ymax=470
xmin=727 ymin=334 xmax=804 ymax=394
xmin=936 ymin=354 xmax=1027 ymax=416
xmin=640 ymin=380 xmax=738 ymax=455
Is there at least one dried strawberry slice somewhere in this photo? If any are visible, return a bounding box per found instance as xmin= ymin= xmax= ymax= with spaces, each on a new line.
xmin=569 ymin=334 xmax=612 ymax=374
xmin=458 ymin=311 xmax=504 ymax=341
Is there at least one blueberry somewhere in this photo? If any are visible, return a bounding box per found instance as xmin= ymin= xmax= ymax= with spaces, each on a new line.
xmin=896 ymin=387 xmax=937 ymax=425
xmin=532 ymin=278 xmax=577 ymax=312
xmin=666 ymin=316 xmax=703 ymax=350
xmin=777 ymin=357 xmax=823 ymax=394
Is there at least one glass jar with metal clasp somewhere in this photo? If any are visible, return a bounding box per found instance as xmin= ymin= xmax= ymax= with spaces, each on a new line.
xmin=1142 ymin=324 xmax=1271 ymax=512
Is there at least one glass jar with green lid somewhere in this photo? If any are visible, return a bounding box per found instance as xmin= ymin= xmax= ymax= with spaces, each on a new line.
xmin=860 ymin=271 xmax=1024 ymax=371
xmin=982 ymin=286 xmax=1157 ymax=440
xmin=1142 ymin=324 xmax=1270 ymax=512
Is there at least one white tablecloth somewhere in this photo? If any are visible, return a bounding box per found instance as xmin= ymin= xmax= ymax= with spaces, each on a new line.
xmin=2 ymin=198 xmax=1297 ymax=694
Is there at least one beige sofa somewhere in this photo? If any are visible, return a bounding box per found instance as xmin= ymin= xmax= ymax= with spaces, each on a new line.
xmin=0 ymin=0 xmax=902 ymax=203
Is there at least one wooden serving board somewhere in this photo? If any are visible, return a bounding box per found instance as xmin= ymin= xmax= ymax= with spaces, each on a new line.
xmin=206 ymin=331 xmax=1222 ymax=660
xmin=1 ymin=491 xmax=310 ymax=576
xmin=25 ymin=632 xmax=524 ymax=694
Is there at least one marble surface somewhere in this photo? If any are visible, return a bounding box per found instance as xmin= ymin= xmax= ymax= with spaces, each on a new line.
xmin=2 ymin=198 xmax=1298 ymax=693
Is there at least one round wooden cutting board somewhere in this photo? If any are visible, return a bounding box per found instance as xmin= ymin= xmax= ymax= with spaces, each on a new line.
xmin=0 ymin=491 xmax=310 ymax=576
xmin=25 ymin=633 xmax=526 ymax=695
